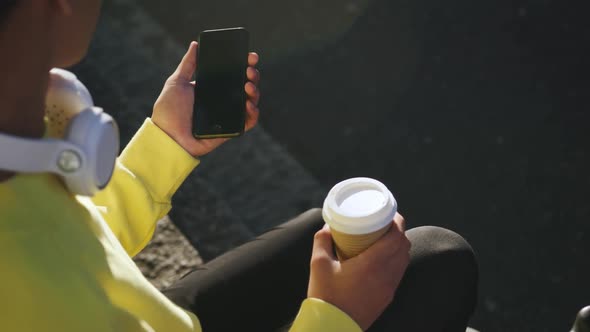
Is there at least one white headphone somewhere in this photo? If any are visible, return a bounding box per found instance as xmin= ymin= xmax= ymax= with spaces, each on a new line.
xmin=0 ymin=68 xmax=119 ymax=196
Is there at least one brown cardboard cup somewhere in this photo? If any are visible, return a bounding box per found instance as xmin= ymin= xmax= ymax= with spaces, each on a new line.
xmin=330 ymin=224 xmax=391 ymax=260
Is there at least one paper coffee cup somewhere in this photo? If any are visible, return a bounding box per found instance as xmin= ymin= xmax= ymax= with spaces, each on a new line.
xmin=322 ymin=177 xmax=397 ymax=260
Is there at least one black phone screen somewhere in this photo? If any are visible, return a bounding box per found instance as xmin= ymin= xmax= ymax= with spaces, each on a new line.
xmin=193 ymin=28 xmax=249 ymax=138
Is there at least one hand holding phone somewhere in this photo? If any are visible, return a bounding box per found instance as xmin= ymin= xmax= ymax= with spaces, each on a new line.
xmin=151 ymin=40 xmax=260 ymax=157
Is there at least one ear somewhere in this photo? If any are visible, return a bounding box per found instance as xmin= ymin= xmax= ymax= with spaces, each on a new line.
xmin=53 ymin=0 xmax=73 ymax=16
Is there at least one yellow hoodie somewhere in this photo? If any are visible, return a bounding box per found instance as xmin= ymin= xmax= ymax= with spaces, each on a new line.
xmin=0 ymin=119 xmax=361 ymax=332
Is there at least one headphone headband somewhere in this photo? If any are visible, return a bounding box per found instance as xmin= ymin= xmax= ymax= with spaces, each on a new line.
xmin=0 ymin=132 xmax=85 ymax=177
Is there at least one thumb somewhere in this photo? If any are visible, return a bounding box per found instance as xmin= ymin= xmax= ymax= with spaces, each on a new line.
xmin=312 ymin=225 xmax=336 ymax=261
xmin=174 ymin=41 xmax=198 ymax=81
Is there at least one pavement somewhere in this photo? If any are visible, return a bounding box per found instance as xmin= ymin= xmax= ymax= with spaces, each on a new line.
xmin=74 ymin=0 xmax=590 ymax=330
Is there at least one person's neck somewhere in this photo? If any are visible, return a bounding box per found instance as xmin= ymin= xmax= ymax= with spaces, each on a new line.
xmin=0 ymin=10 xmax=53 ymax=182
xmin=0 ymin=85 xmax=47 ymax=182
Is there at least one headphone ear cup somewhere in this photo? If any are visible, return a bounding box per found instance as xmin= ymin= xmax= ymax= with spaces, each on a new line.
xmin=63 ymin=107 xmax=119 ymax=196
xmin=46 ymin=68 xmax=94 ymax=139
xmin=45 ymin=102 xmax=73 ymax=139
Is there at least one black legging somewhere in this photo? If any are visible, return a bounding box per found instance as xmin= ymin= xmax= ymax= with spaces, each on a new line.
xmin=163 ymin=209 xmax=478 ymax=332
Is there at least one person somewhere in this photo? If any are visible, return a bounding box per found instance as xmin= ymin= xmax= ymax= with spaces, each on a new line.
xmin=0 ymin=0 xmax=478 ymax=331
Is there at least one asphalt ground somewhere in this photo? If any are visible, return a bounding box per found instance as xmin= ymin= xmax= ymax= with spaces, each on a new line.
xmin=85 ymin=0 xmax=590 ymax=330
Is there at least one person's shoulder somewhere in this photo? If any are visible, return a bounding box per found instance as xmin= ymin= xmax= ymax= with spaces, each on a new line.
xmin=0 ymin=173 xmax=64 ymax=220
xmin=0 ymin=191 xmax=116 ymax=331
xmin=0 ymin=173 xmax=89 ymax=239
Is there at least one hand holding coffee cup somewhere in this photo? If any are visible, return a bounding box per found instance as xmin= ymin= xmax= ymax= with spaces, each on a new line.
xmin=307 ymin=178 xmax=408 ymax=330
xmin=323 ymin=177 xmax=398 ymax=260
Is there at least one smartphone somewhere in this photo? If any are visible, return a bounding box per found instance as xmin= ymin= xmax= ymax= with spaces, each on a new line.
xmin=193 ymin=27 xmax=250 ymax=139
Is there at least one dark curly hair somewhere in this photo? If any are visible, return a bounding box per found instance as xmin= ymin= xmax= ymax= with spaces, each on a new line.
xmin=0 ymin=0 xmax=18 ymax=23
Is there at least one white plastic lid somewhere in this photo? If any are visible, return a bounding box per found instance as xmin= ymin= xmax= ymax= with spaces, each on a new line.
xmin=322 ymin=177 xmax=397 ymax=235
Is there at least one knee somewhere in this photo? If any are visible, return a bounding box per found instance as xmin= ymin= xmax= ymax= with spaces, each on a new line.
xmin=407 ymin=226 xmax=476 ymax=264
xmin=406 ymin=226 xmax=478 ymax=291
xmin=388 ymin=226 xmax=478 ymax=327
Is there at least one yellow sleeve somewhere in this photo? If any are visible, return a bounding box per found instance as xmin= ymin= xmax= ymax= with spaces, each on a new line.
xmin=91 ymin=118 xmax=199 ymax=257
xmin=290 ymin=298 xmax=362 ymax=332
